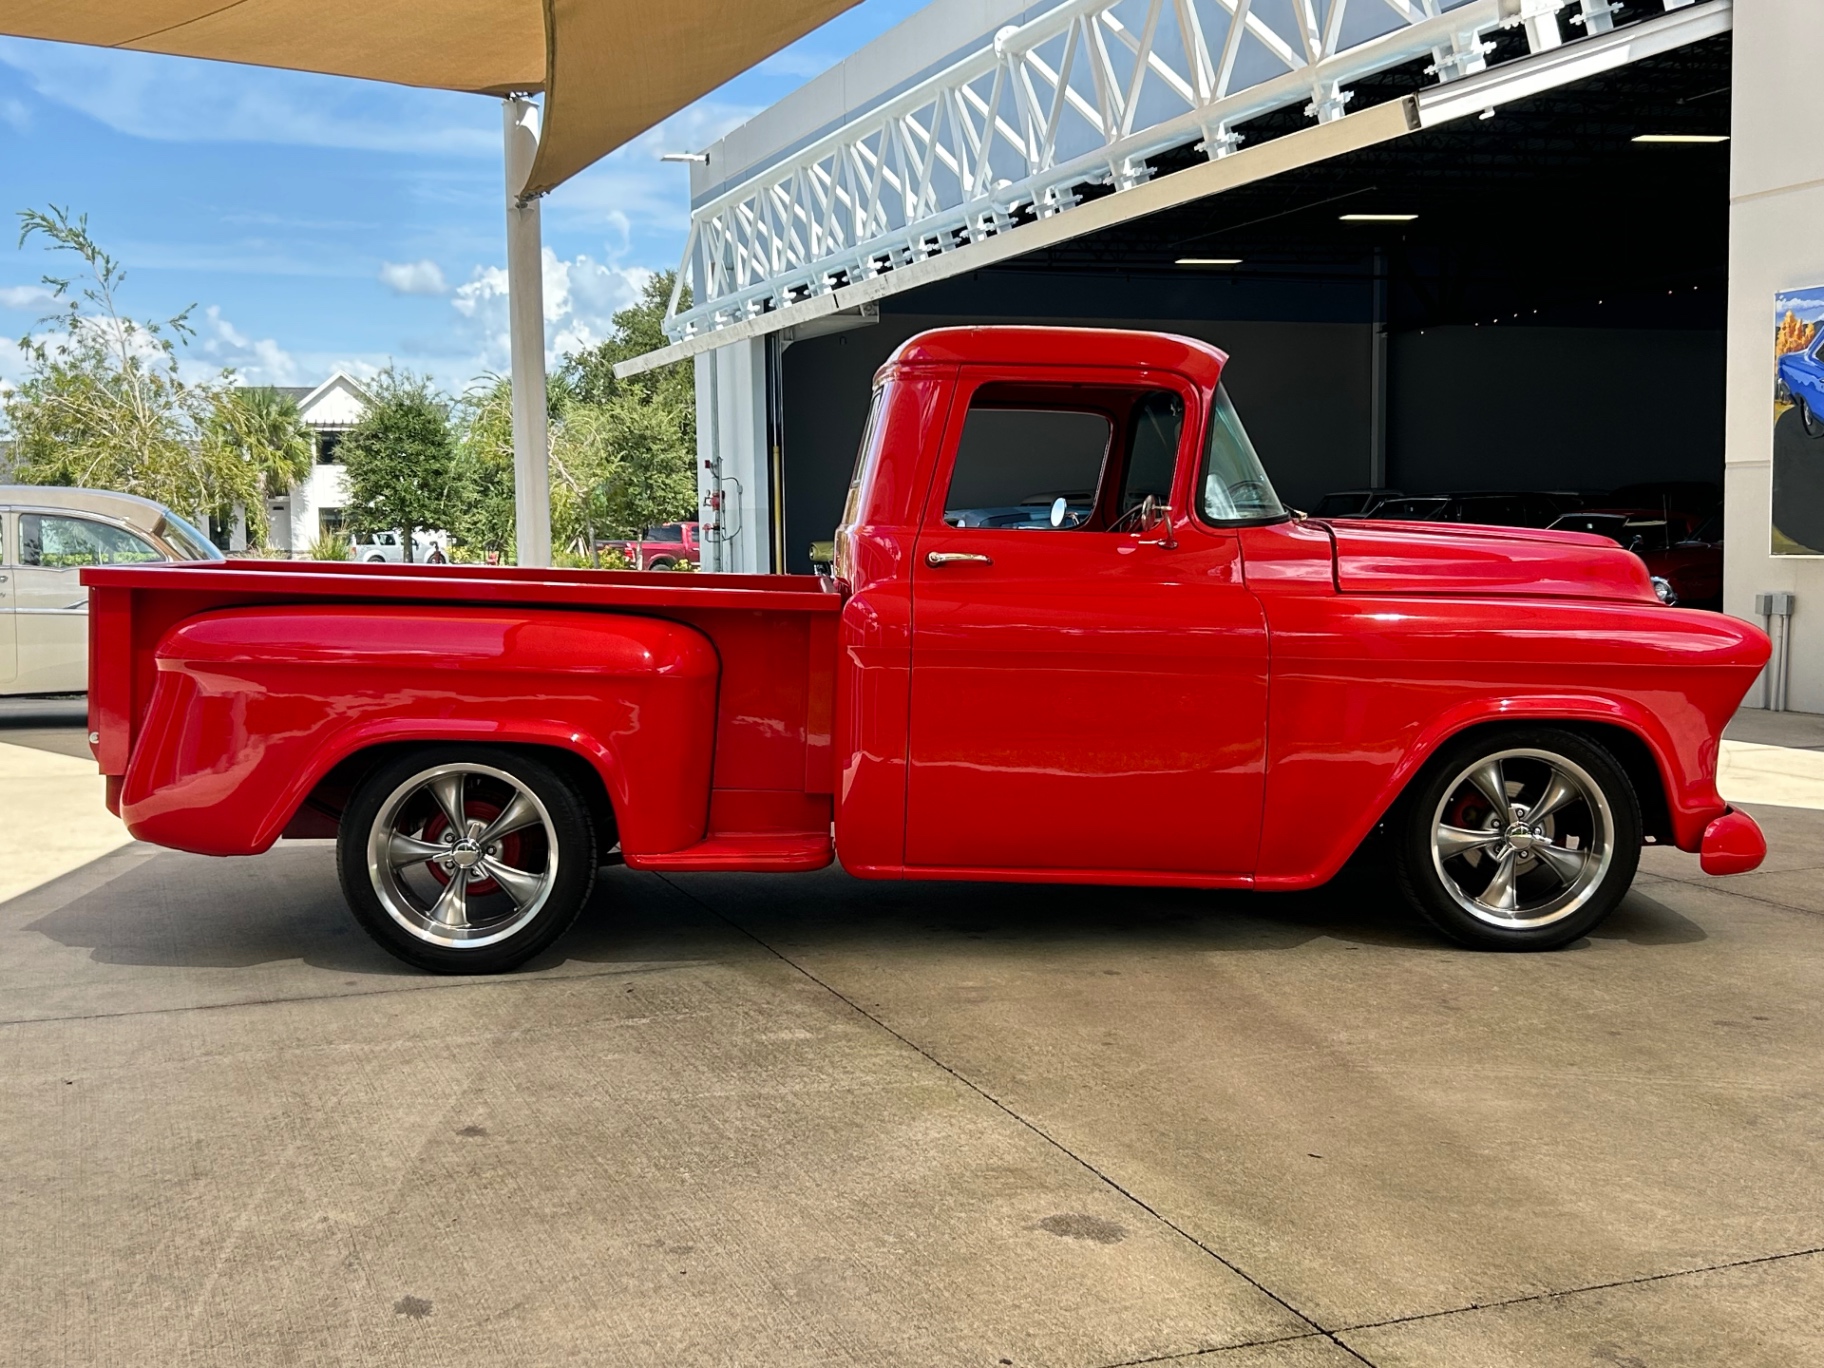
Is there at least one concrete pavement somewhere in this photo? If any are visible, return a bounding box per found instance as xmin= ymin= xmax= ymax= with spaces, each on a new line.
xmin=3 ymin=706 xmax=1823 ymax=1366
xmin=0 ymin=697 xmax=133 ymax=907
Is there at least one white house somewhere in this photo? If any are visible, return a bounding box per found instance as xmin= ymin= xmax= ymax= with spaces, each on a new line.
xmin=265 ymin=372 xmax=370 ymax=556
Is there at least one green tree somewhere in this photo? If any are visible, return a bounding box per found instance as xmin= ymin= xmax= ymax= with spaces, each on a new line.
xmin=561 ymin=274 xmax=683 ymax=391
xmin=560 ymin=271 xmax=695 ymax=449
xmin=1 ymin=206 xmax=309 ymax=548
xmin=209 ymin=385 xmax=314 ymax=538
xmin=339 ymin=368 xmax=456 ymax=563
xmin=449 ymin=376 xmax=518 ymax=562
xmin=452 ymin=275 xmax=698 ymax=565
xmin=546 ymin=392 xmax=698 ymax=565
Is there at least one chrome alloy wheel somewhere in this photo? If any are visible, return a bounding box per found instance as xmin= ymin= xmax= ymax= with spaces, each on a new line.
xmin=365 ymin=762 xmax=559 ymax=949
xmin=1428 ymin=748 xmax=1615 ymax=930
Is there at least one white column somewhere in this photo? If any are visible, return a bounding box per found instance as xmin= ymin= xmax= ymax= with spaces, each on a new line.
xmin=503 ymin=96 xmax=552 ymax=568
xmin=694 ymin=340 xmax=773 ymax=575
xmin=1726 ymin=4 xmax=1824 ymax=711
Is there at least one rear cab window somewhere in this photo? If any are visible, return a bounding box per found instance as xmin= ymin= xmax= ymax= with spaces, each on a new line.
xmin=939 ymin=383 xmax=1197 ymax=533
xmin=944 ymin=406 xmax=1114 ymax=529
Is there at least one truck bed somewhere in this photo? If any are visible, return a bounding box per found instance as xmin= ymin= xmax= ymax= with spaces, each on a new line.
xmin=85 ymin=560 xmax=843 ymax=863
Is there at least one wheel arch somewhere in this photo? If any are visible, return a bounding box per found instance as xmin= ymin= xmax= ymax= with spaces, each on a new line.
xmin=1259 ymin=698 xmax=1691 ymax=891
xmin=1390 ymin=715 xmax=1674 ymax=845
xmin=285 ymin=737 xmax=620 ymax=857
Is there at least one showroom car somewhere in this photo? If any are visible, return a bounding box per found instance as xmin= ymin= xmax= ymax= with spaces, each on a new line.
xmin=1550 ymin=507 xmax=1723 ymax=610
xmin=1778 ymin=330 xmax=1824 ymax=437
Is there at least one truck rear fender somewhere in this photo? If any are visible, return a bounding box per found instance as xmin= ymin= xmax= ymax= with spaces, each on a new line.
xmin=121 ymin=605 xmax=719 ymax=857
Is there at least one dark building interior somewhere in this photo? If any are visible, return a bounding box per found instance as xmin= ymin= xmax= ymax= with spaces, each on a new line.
xmin=778 ymin=32 xmax=1730 ymax=573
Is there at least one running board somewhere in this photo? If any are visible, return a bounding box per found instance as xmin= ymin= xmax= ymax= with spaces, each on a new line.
xmin=625 ymin=832 xmax=833 ymax=873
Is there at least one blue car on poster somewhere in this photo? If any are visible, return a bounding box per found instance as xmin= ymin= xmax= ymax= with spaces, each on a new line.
xmin=1778 ymin=332 xmax=1824 ymax=437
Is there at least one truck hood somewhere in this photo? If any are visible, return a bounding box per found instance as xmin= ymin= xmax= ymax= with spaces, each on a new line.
xmin=1326 ymin=520 xmax=1661 ymax=603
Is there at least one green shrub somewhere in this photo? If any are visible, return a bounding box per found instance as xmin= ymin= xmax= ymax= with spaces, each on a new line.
xmin=310 ymin=531 xmax=350 ymax=561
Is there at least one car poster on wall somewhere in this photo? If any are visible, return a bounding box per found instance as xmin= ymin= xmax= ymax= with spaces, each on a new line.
xmin=1773 ymin=284 xmax=1824 ymax=554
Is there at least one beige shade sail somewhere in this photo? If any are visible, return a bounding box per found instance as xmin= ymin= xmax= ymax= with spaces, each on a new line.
xmin=0 ymin=0 xmax=860 ymax=195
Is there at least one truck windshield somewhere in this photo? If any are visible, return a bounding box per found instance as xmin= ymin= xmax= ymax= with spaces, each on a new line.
xmin=1199 ymin=386 xmax=1285 ymax=524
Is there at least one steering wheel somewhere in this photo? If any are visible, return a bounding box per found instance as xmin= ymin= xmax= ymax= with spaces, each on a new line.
xmin=1108 ymin=496 xmax=1161 ymax=533
xmin=1225 ymin=479 xmax=1270 ymax=506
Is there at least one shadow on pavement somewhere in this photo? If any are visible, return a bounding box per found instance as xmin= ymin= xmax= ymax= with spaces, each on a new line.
xmin=24 ymin=845 xmax=408 ymax=977
xmin=21 ymin=838 xmax=1708 ymax=980
xmin=608 ymin=854 xmax=1708 ymax=962
xmin=0 ymin=694 xmax=92 ymax=759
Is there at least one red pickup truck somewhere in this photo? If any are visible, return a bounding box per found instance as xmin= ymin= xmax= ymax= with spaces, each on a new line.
xmin=84 ymin=328 xmax=1769 ymax=973
xmin=615 ymin=521 xmax=701 ymax=570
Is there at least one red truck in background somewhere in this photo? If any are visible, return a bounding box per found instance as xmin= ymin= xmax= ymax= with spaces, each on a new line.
xmin=615 ymin=521 xmax=700 ymax=570
xmin=84 ymin=328 xmax=1768 ymax=974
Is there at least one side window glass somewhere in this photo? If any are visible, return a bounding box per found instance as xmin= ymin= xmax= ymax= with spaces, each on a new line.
xmin=20 ymin=514 xmax=163 ymax=567
xmin=1118 ymin=391 xmax=1184 ymax=517
xmin=944 ymin=405 xmax=1112 ymax=530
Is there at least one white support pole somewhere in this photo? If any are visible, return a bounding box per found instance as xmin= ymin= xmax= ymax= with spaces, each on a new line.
xmin=503 ymin=96 xmax=552 ymax=567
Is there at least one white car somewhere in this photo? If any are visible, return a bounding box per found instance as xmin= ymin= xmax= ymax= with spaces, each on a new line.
xmin=351 ymin=530 xmax=448 ymax=563
xmin=0 ymin=486 xmax=222 ymax=696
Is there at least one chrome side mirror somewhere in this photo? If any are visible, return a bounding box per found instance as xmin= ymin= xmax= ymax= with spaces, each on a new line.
xmin=1050 ymin=496 xmax=1069 ymax=529
xmin=1138 ymin=494 xmax=1178 ymax=549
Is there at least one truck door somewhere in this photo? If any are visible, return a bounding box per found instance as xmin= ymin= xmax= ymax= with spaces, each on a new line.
xmin=906 ymin=369 xmax=1269 ymax=876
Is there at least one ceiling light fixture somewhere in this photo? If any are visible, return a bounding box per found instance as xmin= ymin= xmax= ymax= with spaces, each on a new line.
xmin=1339 ymin=213 xmax=1417 ymax=222
xmin=1631 ymin=134 xmax=1729 ymax=144
xmin=1176 ymin=257 xmax=1243 ymax=266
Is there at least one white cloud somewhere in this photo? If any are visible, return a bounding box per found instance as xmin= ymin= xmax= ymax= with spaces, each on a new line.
xmin=0 ymin=283 xmax=56 ymax=311
xmin=379 ymin=259 xmax=450 ymax=296
xmin=0 ymin=96 xmax=27 ymax=131
xmin=0 ymin=335 xmax=28 ymax=390
xmin=189 ymin=305 xmax=303 ymax=387
xmin=0 ymin=38 xmax=496 ymax=157
xmin=451 ymin=247 xmax=649 ymax=372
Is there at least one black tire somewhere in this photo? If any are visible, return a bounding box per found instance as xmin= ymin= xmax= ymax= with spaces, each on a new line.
xmin=337 ymin=745 xmax=596 ymax=973
xmin=1802 ymin=398 xmax=1822 ymax=439
xmin=1390 ymin=727 xmax=1641 ymax=951
xmin=647 ymin=557 xmax=675 ymax=571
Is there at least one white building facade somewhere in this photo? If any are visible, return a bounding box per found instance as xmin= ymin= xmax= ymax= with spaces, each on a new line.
xmin=266 ymin=373 xmax=370 ymax=557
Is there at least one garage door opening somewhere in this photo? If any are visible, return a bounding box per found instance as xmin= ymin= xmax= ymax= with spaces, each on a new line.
xmin=775 ymin=31 xmax=1731 ymax=577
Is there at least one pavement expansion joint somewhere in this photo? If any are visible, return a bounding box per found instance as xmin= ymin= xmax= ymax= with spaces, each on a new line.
xmin=653 ymin=873 xmax=1384 ymax=1368
xmin=0 ymin=960 xmax=689 ymax=1030
xmin=1087 ymin=1328 xmax=1337 ymax=1367
xmin=1328 ymin=1242 xmax=1824 ymax=1338
xmin=1638 ymin=865 xmax=1824 ymax=918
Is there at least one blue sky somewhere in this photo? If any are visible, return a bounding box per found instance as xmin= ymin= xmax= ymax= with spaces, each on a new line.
xmin=0 ymin=1 xmax=926 ymax=394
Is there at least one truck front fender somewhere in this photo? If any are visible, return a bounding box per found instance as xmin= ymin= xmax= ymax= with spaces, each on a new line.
xmin=121 ymin=604 xmax=719 ymax=857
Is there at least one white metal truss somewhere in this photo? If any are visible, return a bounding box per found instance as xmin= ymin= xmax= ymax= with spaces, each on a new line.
xmin=664 ymin=0 xmax=1704 ymax=343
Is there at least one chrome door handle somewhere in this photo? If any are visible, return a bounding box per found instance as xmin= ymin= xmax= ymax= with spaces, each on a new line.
xmin=926 ymin=551 xmax=992 ymax=567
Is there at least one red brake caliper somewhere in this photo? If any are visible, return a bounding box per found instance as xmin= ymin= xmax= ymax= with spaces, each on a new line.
xmin=422 ymin=800 xmax=524 ymax=897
